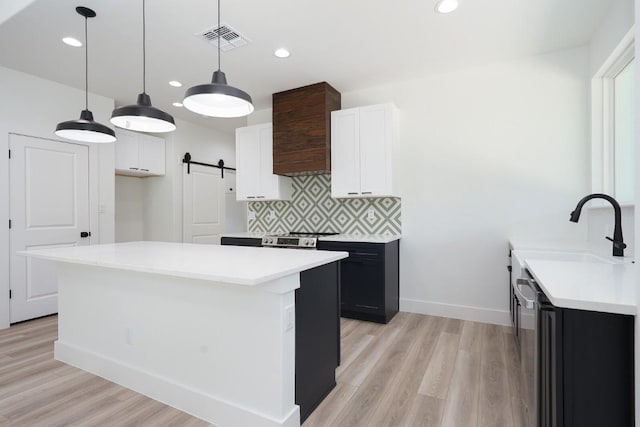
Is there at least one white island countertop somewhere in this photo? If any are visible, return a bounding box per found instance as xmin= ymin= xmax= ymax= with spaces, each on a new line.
xmin=523 ymin=259 xmax=637 ymax=315
xmin=22 ymin=241 xmax=348 ymax=286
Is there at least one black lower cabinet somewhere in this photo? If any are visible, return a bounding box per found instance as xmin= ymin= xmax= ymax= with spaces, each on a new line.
xmin=220 ymin=237 xmax=339 ymax=423
xmin=296 ymin=262 xmax=340 ymax=422
xmin=318 ymin=240 xmax=399 ymax=324
xmin=539 ymin=295 xmax=634 ymax=427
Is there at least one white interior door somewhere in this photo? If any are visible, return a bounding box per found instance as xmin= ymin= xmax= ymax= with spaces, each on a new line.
xmin=183 ymin=164 xmax=225 ymax=244
xmin=9 ymin=134 xmax=90 ymax=323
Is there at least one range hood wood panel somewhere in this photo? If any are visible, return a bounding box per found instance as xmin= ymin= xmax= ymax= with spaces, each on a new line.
xmin=272 ymin=82 xmax=341 ymax=176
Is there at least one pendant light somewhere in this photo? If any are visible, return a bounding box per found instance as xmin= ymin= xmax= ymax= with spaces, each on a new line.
xmin=55 ymin=7 xmax=116 ymax=144
xmin=110 ymin=0 xmax=175 ymax=132
xmin=183 ymin=0 xmax=254 ymax=118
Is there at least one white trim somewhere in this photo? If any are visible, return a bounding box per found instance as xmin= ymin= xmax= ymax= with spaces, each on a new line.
xmin=591 ymin=27 xmax=635 ymax=204
xmin=399 ymin=298 xmax=511 ymax=326
xmin=55 ymin=341 xmax=300 ymax=427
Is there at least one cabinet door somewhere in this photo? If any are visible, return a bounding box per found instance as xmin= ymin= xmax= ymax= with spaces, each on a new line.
xmin=114 ymin=130 xmax=139 ymax=172
xmin=235 ymin=126 xmax=261 ymax=201
xmin=257 ymin=124 xmax=276 ymax=200
xmin=331 ymin=108 xmax=360 ymax=198
xmin=359 ymin=104 xmax=392 ymax=196
xmin=138 ymin=134 xmax=165 ymax=175
xmin=539 ymin=306 xmax=560 ymax=427
xmin=341 ymin=256 xmax=384 ymax=314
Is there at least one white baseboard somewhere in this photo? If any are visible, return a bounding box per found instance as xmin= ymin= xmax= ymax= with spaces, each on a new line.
xmin=55 ymin=341 xmax=300 ymax=427
xmin=400 ymin=298 xmax=511 ymax=326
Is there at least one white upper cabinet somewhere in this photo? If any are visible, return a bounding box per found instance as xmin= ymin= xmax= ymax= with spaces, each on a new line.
xmin=115 ymin=129 xmax=166 ymax=177
xmin=331 ymin=103 xmax=398 ymax=198
xmin=235 ymin=123 xmax=292 ymax=201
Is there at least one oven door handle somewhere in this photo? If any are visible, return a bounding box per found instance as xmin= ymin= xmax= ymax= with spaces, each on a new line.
xmin=515 ymin=278 xmax=536 ymax=309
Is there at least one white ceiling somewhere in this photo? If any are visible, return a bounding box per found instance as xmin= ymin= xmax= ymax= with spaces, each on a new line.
xmin=0 ymin=0 xmax=619 ymax=133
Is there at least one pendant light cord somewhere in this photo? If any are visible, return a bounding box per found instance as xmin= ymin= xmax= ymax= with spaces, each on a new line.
xmin=217 ymin=0 xmax=221 ymax=72
xmin=142 ymin=0 xmax=146 ymax=94
xmin=84 ymin=14 xmax=88 ymax=110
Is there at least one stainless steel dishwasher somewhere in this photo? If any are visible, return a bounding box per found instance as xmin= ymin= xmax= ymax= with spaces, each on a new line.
xmin=514 ymin=273 xmax=539 ymax=427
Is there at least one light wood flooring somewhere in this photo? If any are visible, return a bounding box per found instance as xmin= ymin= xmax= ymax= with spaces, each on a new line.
xmin=0 ymin=313 xmax=524 ymax=427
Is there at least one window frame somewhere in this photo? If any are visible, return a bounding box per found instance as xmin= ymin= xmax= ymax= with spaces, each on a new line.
xmin=591 ymin=27 xmax=635 ymax=206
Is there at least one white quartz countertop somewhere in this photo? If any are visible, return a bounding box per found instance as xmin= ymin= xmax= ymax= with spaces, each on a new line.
xmin=20 ymin=241 xmax=348 ymax=286
xmin=220 ymin=232 xmax=401 ymax=243
xmin=525 ymin=260 xmax=636 ymax=315
xmin=318 ymin=234 xmax=401 ymax=243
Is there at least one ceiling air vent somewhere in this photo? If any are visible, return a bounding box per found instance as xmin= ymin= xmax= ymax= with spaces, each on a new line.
xmin=195 ymin=24 xmax=249 ymax=52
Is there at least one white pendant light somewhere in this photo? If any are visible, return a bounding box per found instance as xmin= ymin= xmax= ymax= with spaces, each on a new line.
xmin=183 ymin=0 xmax=254 ymax=118
xmin=55 ymin=7 xmax=116 ymax=143
xmin=111 ymin=0 xmax=175 ymax=133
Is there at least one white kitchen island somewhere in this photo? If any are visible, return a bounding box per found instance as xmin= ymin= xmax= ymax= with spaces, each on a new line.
xmin=22 ymin=241 xmax=348 ymax=427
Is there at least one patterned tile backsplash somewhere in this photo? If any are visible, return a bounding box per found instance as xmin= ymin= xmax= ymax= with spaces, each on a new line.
xmin=248 ymin=175 xmax=401 ymax=235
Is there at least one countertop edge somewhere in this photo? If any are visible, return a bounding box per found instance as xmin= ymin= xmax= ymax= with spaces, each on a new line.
xmin=20 ymin=249 xmax=349 ymax=286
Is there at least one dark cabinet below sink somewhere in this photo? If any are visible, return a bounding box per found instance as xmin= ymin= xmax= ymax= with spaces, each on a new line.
xmin=537 ymin=293 xmax=634 ymax=427
xmin=318 ymin=240 xmax=399 ymax=324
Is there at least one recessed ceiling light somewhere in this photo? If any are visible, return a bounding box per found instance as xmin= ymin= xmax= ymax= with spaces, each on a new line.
xmin=435 ymin=0 xmax=458 ymax=13
xmin=62 ymin=37 xmax=82 ymax=47
xmin=274 ymin=48 xmax=290 ymax=58
xmin=172 ymin=102 xmax=183 ymax=107
xmin=169 ymin=80 xmax=183 ymax=88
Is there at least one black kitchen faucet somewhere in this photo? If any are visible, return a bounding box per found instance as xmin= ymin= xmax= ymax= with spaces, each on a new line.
xmin=570 ymin=193 xmax=626 ymax=257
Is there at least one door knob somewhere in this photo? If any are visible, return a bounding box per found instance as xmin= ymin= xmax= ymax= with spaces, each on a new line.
xmin=80 ymin=231 xmax=91 ymax=238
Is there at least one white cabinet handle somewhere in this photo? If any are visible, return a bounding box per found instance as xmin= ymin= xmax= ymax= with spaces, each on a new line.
xmin=347 ymin=192 xmax=359 ymax=195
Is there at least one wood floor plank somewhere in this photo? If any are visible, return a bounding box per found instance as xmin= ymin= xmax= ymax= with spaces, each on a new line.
xmin=0 ymin=363 xmax=80 ymax=402
xmin=404 ymin=395 xmax=445 ymax=427
xmin=303 ymin=381 xmax=359 ymax=427
xmin=418 ymin=331 xmax=460 ymax=398
xmin=336 ymin=334 xmax=374 ymax=377
xmin=331 ymin=314 xmax=424 ymax=426
xmin=340 ymin=318 xmax=359 ymax=339
xmin=443 ymin=318 xmax=463 ymax=334
xmin=459 ymin=320 xmax=483 ymax=353
xmin=337 ymin=312 xmax=409 ymax=387
xmin=478 ymin=324 xmax=514 ymax=427
xmin=366 ymin=315 xmax=446 ymax=427
xmin=440 ymin=349 xmax=482 ymax=427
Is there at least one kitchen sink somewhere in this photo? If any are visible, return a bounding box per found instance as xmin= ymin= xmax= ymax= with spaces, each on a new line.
xmin=511 ymin=249 xmax=633 ymax=288
xmin=513 ymin=250 xmax=629 ymax=265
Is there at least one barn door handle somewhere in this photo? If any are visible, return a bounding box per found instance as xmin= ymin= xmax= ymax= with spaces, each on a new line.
xmin=80 ymin=231 xmax=91 ymax=238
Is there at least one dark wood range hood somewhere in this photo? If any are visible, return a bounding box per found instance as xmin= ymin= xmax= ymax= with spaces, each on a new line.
xmin=272 ymin=82 xmax=341 ymax=176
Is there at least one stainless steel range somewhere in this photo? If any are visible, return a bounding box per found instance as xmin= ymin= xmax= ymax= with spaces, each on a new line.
xmin=261 ymin=232 xmax=338 ymax=249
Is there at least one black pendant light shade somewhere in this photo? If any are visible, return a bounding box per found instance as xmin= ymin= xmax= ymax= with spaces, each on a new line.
xmin=56 ymin=109 xmax=116 ymax=143
xmin=55 ymin=6 xmax=116 ymax=144
xmin=110 ymin=0 xmax=175 ymax=133
xmin=183 ymin=0 xmax=254 ymax=118
xmin=183 ymin=70 xmax=254 ymax=118
xmin=111 ymin=93 xmax=176 ymax=132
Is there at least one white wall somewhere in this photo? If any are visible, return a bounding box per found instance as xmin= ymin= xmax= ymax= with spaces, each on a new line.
xmin=0 ymin=0 xmax=36 ymax=26
xmin=587 ymin=206 xmax=635 ymax=257
xmin=114 ymin=118 xmax=240 ymax=243
xmin=115 ymin=176 xmax=145 ymax=242
xmin=0 ymin=65 xmax=115 ymax=328
xmin=589 ymin=0 xmax=635 ymax=77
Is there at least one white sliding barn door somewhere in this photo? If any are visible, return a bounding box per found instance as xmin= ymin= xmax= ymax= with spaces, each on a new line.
xmin=183 ymin=164 xmax=225 ymax=244
xmin=9 ymin=134 xmax=90 ymax=323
